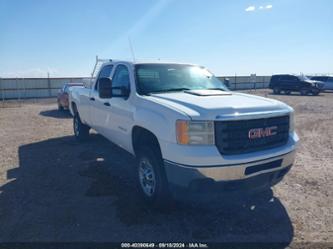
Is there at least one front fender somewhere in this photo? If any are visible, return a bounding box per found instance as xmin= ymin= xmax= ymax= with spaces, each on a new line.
xmin=134 ymin=108 xmax=175 ymax=145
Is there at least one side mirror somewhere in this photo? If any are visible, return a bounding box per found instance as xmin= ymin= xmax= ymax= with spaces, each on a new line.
xmin=98 ymin=77 xmax=112 ymax=99
xmin=111 ymin=86 xmax=130 ymax=98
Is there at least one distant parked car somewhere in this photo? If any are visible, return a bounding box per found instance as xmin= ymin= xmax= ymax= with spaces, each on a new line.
xmin=269 ymin=74 xmax=324 ymax=96
xmin=310 ymin=76 xmax=333 ymax=91
xmin=57 ymin=83 xmax=84 ymax=110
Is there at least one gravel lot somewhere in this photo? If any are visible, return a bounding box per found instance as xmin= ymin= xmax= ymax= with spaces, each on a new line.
xmin=0 ymin=90 xmax=332 ymax=248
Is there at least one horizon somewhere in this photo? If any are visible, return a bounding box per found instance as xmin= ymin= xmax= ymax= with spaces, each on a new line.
xmin=1 ymin=0 xmax=332 ymax=78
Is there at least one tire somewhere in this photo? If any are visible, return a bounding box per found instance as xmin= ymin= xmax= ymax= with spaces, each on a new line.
xmin=312 ymin=89 xmax=320 ymax=96
xmin=58 ymin=102 xmax=64 ymax=111
xmin=300 ymin=88 xmax=309 ymax=96
xmin=137 ymin=146 xmax=170 ymax=206
xmin=273 ymin=87 xmax=281 ymax=94
xmin=73 ymin=112 xmax=90 ymax=142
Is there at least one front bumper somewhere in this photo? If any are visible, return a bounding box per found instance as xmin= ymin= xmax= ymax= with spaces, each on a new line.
xmin=164 ymin=150 xmax=295 ymax=193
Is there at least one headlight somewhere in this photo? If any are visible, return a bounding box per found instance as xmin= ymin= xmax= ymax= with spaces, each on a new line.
xmin=176 ymin=120 xmax=215 ymax=145
xmin=289 ymin=111 xmax=295 ymax=133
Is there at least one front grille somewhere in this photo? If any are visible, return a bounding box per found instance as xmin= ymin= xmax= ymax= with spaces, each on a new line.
xmin=215 ymin=115 xmax=290 ymax=155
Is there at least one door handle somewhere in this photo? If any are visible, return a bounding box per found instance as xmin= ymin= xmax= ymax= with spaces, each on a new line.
xmin=90 ymin=97 xmax=95 ymax=101
xmin=104 ymin=102 xmax=110 ymax=106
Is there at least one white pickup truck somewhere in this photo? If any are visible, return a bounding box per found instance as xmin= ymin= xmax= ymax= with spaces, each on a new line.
xmin=69 ymin=60 xmax=299 ymax=205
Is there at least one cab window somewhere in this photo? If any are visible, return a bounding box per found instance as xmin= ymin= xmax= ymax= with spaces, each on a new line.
xmin=112 ymin=65 xmax=130 ymax=89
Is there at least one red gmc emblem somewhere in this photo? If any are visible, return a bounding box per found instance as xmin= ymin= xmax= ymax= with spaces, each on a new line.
xmin=248 ymin=126 xmax=278 ymax=139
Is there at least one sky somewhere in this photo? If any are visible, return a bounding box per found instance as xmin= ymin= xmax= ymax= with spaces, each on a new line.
xmin=0 ymin=0 xmax=332 ymax=77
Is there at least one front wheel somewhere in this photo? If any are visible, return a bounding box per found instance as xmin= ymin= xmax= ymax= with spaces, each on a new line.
xmin=300 ymin=88 xmax=309 ymax=96
xmin=137 ymin=147 xmax=170 ymax=206
xmin=73 ymin=113 xmax=90 ymax=142
xmin=312 ymin=89 xmax=320 ymax=96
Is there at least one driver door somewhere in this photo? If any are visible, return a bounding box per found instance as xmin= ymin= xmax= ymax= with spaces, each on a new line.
xmin=103 ymin=64 xmax=134 ymax=151
xmin=291 ymin=76 xmax=301 ymax=90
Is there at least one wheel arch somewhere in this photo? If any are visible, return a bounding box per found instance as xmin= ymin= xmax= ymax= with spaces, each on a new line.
xmin=132 ymin=126 xmax=163 ymax=159
xmin=71 ymin=101 xmax=78 ymax=114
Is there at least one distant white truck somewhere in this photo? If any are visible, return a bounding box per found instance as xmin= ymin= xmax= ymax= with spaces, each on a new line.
xmin=69 ymin=60 xmax=299 ymax=205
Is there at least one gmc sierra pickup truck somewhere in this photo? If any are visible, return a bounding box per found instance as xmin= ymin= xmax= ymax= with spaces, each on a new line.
xmin=69 ymin=60 xmax=299 ymax=205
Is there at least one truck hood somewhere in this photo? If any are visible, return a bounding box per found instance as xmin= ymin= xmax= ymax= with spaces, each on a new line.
xmin=304 ymin=79 xmax=324 ymax=86
xmin=148 ymin=90 xmax=290 ymax=120
xmin=305 ymin=79 xmax=318 ymax=85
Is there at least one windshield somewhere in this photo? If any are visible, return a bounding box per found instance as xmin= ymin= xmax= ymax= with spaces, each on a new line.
xmin=297 ymin=75 xmax=310 ymax=81
xmin=135 ymin=64 xmax=228 ymax=95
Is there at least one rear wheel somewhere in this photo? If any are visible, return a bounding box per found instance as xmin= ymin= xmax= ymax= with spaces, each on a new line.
xmin=137 ymin=147 xmax=170 ymax=206
xmin=300 ymin=88 xmax=309 ymax=96
xmin=273 ymin=87 xmax=281 ymax=94
xmin=58 ymin=101 xmax=64 ymax=111
xmin=73 ymin=112 xmax=90 ymax=141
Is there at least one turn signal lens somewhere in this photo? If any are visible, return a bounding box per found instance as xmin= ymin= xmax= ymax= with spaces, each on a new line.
xmin=176 ymin=120 xmax=189 ymax=144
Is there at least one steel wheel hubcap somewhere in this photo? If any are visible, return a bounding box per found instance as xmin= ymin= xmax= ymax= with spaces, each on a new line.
xmin=139 ymin=158 xmax=156 ymax=197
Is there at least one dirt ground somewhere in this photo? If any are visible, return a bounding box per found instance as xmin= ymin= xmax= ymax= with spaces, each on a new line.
xmin=0 ymin=90 xmax=332 ymax=248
